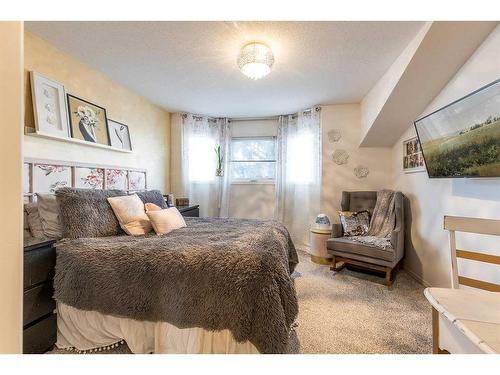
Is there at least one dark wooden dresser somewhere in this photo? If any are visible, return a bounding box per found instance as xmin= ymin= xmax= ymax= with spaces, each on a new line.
xmin=23 ymin=238 xmax=57 ymax=354
xmin=177 ymin=205 xmax=200 ymax=217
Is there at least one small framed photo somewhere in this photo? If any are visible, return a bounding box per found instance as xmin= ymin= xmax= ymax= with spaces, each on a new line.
xmin=30 ymin=72 xmax=70 ymax=138
xmin=403 ymin=137 xmax=425 ymax=173
xmin=67 ymin=94 xmax=109 ymax=146
xmin=108 ymin=119 xmax=132 ymax=151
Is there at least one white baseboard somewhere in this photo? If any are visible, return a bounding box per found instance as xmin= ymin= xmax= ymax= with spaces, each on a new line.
xmin=403 ymin=266 xmax=432 ymax=287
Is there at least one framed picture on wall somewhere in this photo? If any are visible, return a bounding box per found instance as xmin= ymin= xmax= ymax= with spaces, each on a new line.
xmin=67 ymin=94 xmax=110 ymax=146
xmin=30 ymin=72 xmax=70 ymax=138
xmin=403 ymin=137 xmax=425 ymax=173
xmin=108 ymin=119 xmax=132 ymax=151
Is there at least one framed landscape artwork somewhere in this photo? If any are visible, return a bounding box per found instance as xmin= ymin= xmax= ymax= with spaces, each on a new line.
xmin=415 ymin=79 xmax=500 ymax=178
xmin=403 ymin=137 xmax=425 ymax=173
xmin=108 ymin=119 xmax=132 ymax=151
xmin=30 ymin=72 xmax=70 ymax=138
xmin=67 ymin=94 xmax=110 ymax=146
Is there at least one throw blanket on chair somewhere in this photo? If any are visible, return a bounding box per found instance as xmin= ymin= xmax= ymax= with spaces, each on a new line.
xmin=346 ymin=189 xmax=396 ymax=249
xmin=54 ymin=217 xmax=299 ymax=354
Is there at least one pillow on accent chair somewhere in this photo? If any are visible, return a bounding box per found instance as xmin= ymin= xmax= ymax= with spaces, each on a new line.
xmin=146 ymin=207 xmax=186 ymax=236
xmin=338 ymin=210 xmax=370 ymax=237
xmin=56 ymin=188 xmax=127 ymax=238
xmin=135 ymin=190 xmax=168 ymax=209
xmin=107 ymin=194 xmax=152 ymax=236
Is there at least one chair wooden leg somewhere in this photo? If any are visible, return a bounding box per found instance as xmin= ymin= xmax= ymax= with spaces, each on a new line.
xmin=432 ymin=307 xmax=440 ymax=354
xmin=385 ymin=268 xmax=392 ymax=285
xmin=330 ymin=256 xmax=346 ymax=272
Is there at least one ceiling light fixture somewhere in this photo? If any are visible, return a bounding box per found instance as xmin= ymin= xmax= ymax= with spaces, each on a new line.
xmin=237 ymin=42 xmax=274 ymax=80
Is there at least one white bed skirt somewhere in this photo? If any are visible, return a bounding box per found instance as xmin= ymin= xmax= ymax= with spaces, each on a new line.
xmin=56 ymin=303 xmax=259 ymax=354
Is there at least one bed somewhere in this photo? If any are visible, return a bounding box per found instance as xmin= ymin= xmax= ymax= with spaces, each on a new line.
xmin=23 ymin=159 xmax=299 ymax=354
xmin=54 ymin=216 xmax=299 ymax=354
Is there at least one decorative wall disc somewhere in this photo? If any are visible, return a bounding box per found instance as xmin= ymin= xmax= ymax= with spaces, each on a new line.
xmin=327 ymin=129 xmax=341 ymax=143
xmin=354 ymin=166 xmax=369 ymax=178
xmin=331 ymin=149 xmax=349 ymax=165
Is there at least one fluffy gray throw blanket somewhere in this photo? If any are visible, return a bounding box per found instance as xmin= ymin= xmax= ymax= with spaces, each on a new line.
xmin=346 ymin=190 xmax=396 ymax=249
xmin=54 ymin=217 xmax=299 ymax=354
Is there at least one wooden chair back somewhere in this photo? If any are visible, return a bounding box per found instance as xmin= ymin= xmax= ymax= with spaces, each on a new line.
xmin=443 ymin=216 xmax=500 ymax=292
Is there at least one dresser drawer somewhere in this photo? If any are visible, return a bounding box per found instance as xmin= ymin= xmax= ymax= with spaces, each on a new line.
xmin=23 ymin=313 xmax=57 ymax=354
xmin=24 ymin=245 xmax=56 ymax=289
xmin=23 ymin=282 xmax=55 ymax=326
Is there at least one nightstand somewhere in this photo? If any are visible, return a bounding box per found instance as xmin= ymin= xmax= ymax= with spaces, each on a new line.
xmin=23 ymin=238 xmax=57 ymax=354
xmin=177 ymin=205 xmax=200 ymax=217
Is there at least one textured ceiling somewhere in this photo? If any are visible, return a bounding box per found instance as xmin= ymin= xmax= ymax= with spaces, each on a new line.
xmin=25 ymin=21 xmax=424 ymax=117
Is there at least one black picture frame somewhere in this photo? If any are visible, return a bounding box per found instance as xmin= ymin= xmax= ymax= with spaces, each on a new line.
xmin=414 ymin=78 xmax=500 ymax=179
xmin=67 ymin=94 xmax=110 ymax=146
xmin=107 ymin=119 xmax=133 ymax=151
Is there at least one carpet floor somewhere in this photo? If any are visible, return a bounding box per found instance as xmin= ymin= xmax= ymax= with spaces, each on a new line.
xmin=50 ymin=249 xmax=432 ymax=354
xmin=293 ymin=249 xmax=432 ymax=353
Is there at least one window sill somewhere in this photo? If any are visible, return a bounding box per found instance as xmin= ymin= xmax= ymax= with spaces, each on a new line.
xmin=231 ymin=180 xmax=275 ymax=185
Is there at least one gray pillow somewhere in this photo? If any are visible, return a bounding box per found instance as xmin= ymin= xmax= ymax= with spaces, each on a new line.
xmin=55 ymin=188 xmax=127 ymax=239
xmin=36 ymin=193 xmax=63 ymax=239
xmin=25 ymin=203 xmax=45 ymax=239
xmin=135 ymin=190 xmax=168 ymax=209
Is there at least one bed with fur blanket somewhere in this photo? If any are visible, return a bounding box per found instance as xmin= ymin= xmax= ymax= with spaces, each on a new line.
xmin=54 ymin=217 xmax=299 ymax=354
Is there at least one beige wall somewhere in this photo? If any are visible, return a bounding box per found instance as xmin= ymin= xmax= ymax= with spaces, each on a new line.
xmin=0 ymin=21 xmax=23 ymax=353
xmin=391 ymin=25 xmax=500 ymax=287
xmin=320 ymin=104 xmax=393 ymax=221
xmin=24 ymin=32 xmax=171 ymax=192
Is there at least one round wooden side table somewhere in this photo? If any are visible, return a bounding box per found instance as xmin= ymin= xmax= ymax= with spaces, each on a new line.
xmin=309 ymin=228 xmax=333 ymax=265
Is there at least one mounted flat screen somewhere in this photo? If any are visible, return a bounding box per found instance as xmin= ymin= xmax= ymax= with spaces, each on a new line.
xmin=414 ymin=79 xmax=500 ymax=178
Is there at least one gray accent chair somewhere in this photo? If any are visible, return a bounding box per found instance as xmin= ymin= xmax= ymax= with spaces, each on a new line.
xmin=326 ymin=191 xmax=405 ymax=285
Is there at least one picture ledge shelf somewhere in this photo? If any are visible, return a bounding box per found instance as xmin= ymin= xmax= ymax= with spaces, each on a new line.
xmin=25 ymin=128 xmax=132 ymax=154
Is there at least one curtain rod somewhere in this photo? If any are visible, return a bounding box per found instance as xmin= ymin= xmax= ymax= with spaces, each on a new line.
xmin=229 ymin=116 xmax=280 ymax=122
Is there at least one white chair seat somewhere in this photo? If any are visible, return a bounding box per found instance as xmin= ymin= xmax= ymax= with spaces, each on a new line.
xmin=425 ymin=287 xmax=500 ymax=354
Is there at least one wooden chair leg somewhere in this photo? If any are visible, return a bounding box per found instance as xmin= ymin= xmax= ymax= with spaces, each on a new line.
xmin=385 ymin=268 xmax=392 ymax=285
xmin=330 ymin=255 xmax=337 ymax=271
xmin=432 ymin=307 xmax=440 ymax=354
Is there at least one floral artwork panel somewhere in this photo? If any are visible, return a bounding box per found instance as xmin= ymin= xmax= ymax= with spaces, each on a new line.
xmin=32 ymin=164 xmax=71 ymax=193
xmin=128 ymin=171 xmax=146 ymax=191
xmin=75 ymin=167 xmax=105 ymax=189
xmin=106 ymin=169 xmax=128 ymax=190
xmin=67 ymin=94 xmax=109 ymax=146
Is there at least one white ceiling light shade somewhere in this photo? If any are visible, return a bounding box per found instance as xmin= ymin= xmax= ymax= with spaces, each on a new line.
xmin=237 ymin=42 xmax=275 ymax=80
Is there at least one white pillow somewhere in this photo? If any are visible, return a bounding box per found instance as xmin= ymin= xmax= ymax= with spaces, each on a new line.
xmin=36 ymin=194 xmax=63 ymax=239
xmin=107 ymin=194 xmax=152 ymax=235
xmin=146 ymin=207 xmax=186 ymax=235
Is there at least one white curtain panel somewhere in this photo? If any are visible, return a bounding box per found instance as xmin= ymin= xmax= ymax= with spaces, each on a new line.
xmin=181 ymin=114 xmax=230 ymax=217
xmin=275 ymin=107 xmax=321 ymax=246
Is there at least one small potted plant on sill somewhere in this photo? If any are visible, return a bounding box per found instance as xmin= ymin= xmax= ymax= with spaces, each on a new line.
xmin=215 ymin=145 xmax=223 ymax=177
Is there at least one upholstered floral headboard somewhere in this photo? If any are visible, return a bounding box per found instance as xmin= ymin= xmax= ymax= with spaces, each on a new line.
xmin=23 ymin=157 xmax=147 ymax=203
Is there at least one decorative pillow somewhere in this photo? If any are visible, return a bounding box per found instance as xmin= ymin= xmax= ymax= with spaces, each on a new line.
xmin=107 ymin=194 xmax=152 ymax=236
xmin=56 ymin=188 xmax=127 ymax=238
xmin=135 ymin=190 xmax=168 ymax=209
xmin=146 ymin=207 xmax=187 ymax=235
xmin=36 ymin=193 xmax=63 ymax=239
xmin=338 ymin=210 xmax=370 ymax=237
xmin=145 ymin=202 xmax=162 ymax=212
xmin=25 ymin=203 xmax=45 ymax=239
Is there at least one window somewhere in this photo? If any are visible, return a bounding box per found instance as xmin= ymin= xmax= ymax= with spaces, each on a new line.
xmin=231 ymin=137 xmax=276 ymax=182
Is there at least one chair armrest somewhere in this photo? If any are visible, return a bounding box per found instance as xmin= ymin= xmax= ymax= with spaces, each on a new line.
xmin=331 ymin=223 xmax=343 ymax=238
